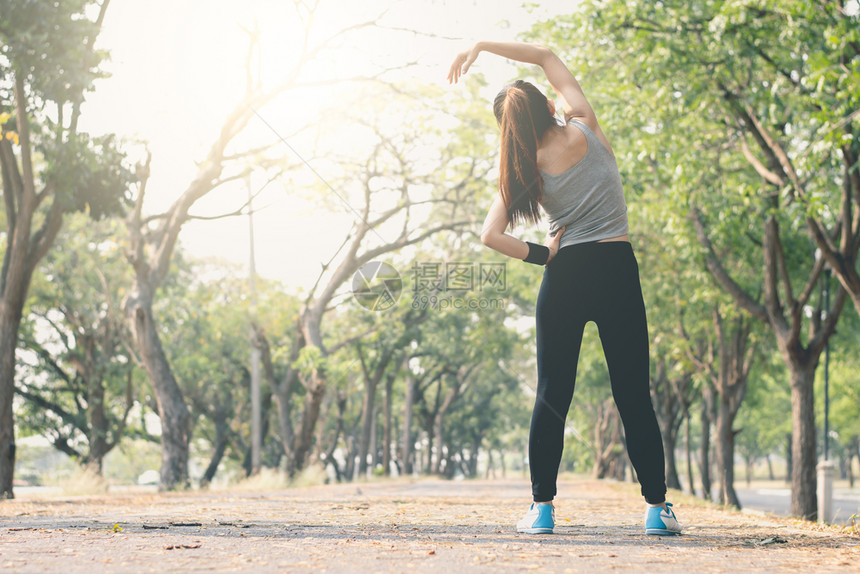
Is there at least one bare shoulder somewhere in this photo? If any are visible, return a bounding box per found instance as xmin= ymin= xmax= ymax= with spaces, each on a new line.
xmin=567 ymin=113 xmax=614 ymax=156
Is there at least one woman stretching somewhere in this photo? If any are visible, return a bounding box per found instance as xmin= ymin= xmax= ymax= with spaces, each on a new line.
xmin=448 ymin=41 xmax=682 ymax=536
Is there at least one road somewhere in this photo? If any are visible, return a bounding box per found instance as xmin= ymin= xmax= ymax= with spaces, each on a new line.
xmin=1 ymin=478 xmax=858 ymax=573
xmin=736 ymin=487 xmax=860 ymax=525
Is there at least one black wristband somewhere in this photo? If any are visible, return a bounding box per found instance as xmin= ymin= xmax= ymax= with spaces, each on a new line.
xmin=523 ymin=241 xmax=550 ymax=265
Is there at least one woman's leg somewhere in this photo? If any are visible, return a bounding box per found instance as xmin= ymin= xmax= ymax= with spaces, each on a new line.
xmin=530 ymin=249 xmax=588 ymax=502
xmin=594 ymin=245 xmax=667 ymax=504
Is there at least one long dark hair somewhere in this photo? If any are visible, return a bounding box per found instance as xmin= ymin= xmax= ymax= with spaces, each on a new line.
xmin=493 ymin=80 xmax=556 ymax=228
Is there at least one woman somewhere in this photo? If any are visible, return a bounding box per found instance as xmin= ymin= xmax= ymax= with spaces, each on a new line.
xmin=448 ymin=41 xmax=682 ymax=536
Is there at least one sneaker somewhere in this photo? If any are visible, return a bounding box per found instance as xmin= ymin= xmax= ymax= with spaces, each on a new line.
xmin=516 ymin=502 xmax=555 ymax=534
xmin=645 ymin=502 xmax=682 ymax=535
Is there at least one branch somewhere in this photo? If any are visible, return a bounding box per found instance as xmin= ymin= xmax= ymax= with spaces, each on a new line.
xmin=107 ymin=368 xmax=135 ymax=451
xmin=34 ymin=182 xmax=56 ymax=210
xmin=740 ymin=137 xmax=784 ymax=186
xmin=69 ymin=0 xmax=112 ymax=133
xmin=15 ymin=387 xmax=84 ymax=432
xmin=796 ymin=246 xmax=827 ymax=312
xmin=741 ymin=103 xmax=803 ymax=196
xmin=355 ymin=341 xmax=371 ymax=382
xmin=0 ymin=139 xmax=20 ymax=230
xmin=27 ymin=200 xmax=64 ymax=268
xmin=327 ymin=323 xmax=384 ymax=354
xmin=126 ymin=152 xmax=151 ymax=275
xmin=186 ymin=171 xmax=278 ymax=222
xmin=809 ymin=280 xmax=849 ymax=358
xmin=0 ymin=139 xmax=21 ymax=295
xmin=763 ymin=215 xmax=792 ymax=338
xmin=689 ymin=206 xmax=767 ymax=322
xmin=305 ymin=230 xmax=354 ymax=308
xmin=772 ymin=216 xmax=796 ymax=311
xmin=842 ymin=144 xmax=860 ymax=251
xmin=22 ymin=335 xmax=75 ymax=387
xmin=51 ymin=434 xmax=83 ymax=460
xmin=14 ymin=73 xmax=36 ymax=200
xmin=222 ymin=140 xmax=282 ymax=162
xmin=359 ymin=219 xmax=472 ymax=263
xmin=294 ymin=65 xmax=417 ymax=90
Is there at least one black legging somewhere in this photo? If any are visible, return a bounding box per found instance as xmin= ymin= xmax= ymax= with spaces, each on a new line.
xmin=530 ymin=241 xmax=667 ymax=505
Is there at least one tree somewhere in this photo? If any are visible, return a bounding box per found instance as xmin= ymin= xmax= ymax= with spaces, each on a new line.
xmin=735 ymin=363 xmax=792 ymax=485
xmin=353 ymin=308 xmax=426 ymax=477
xmin=266 ymin=78 xmax=495 ymax=477
xmin=0 ymin=0 xmax=133 ymax=498
xmin=121 ymin=2 xmax=404 ymax=489
xmin=16 ymin=215 xmax=138 ymax=474
xmin=682 ymin=305 xmax=760 ymax=508
xmin=824 ymin=300 xmax=860 ymax=486
xmin=155 ymin=259 xmax=297 ymax=486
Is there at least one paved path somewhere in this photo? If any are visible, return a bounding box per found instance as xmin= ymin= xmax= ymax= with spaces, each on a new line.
xmin=737 ymin=487 xmax=860 ymax=525
xmin=1 ymin=477 xmax=858 ymax=573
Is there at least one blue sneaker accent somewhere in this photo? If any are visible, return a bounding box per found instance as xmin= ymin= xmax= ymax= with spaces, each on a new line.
xmin=645 ymin=502 xmax=682 ymax=535
xmin=516 ymin=503 xmax=554 ymax=534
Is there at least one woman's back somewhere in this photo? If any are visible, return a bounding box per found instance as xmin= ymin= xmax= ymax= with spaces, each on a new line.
xmin=537 ymin=119 xmax=629 ymax=249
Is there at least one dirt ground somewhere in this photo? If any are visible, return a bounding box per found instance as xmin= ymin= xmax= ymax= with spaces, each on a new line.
xmin=0 ymin=476 xmax=858 ymax=573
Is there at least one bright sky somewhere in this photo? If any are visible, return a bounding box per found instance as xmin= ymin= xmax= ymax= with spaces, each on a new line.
xmin=80 ymin=0 xmax=560 ymax=293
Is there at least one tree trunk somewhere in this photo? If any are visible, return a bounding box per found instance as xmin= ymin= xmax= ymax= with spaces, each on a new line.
xmin=663 ymin=430 xmax=682 ymax=491
xmin=242 ymin=390 xmax=273 ymax=477
xmin=789 ymin=363 xmax=818 ymax=520
xmin=685 ymin=414 xmax=695 ymax=495
xmin=383 ymin=373 xmax=393 ymax=476
xmin=715 ymin=397 xmax=741 ymax=508
xmin=425 ymin=421 xmax=435 ymax=475
xmin=432 ymin=418 xmax=444 ymax=475
xmin=593 ymin=399 xmax=625 ymax=480
xmin=785 ymin=433 xmax=792 ymax=484
xmin=273 ymin=388 xmax=295 ymax=466
xmin=291 ymin=373 xmax=326 ymax=474
xmin=87 ymin=378 xmax=108 ymax=475
xmin=256 ymin=323 xmax=296 ymax=470
xmin=357 ymin=376 xmax=378 ymax=477
xmin=848 ymin=436 xmax=859 ymax=488
xmin=200 ymin=420 xmax=229 ymax=488
xmin=0 ymin=313 xmax=22 ymax=499
xmin=650 ymin=359 xmax=687 ymax=491
xmin=344 ymin=434 xmax=357 ymax=481
xmin=125 ymin=289 xmax=190 ymax=490
xmin=401 ymin=373 xmax=416 ymax=475
xmin=370 ymin=404 xmax=379 ymax=471
xmin=766 ymin=454 xmax=775 ymax=481
xmin=699 ymin=399 xmax=713 ymax=501
xmin=432 ymin=384 xmax=461 ymax=475
xmin=468 ymin=439 xmax=480 ymax=477
xmin=848 ymin=454 xmax=855 ymax=489
xmin=319 ymin=390 xmax=347 ymax=482
xmin=0 ymin=178 xmax=59 ymax=498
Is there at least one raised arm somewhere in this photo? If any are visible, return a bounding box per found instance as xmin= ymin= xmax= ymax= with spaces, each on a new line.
xmin=448 ymin=41 xmax=596 ymax=125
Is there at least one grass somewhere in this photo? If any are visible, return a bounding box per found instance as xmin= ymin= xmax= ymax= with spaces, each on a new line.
xmin=45 ymin=466 xmax=111 ymax=496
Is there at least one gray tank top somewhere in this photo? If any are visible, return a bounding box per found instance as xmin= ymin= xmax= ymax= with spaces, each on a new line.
xmin=539 ymin=119 xmax=628 ymax=249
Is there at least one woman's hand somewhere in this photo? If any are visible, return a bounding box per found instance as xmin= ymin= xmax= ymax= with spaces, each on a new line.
xmin=545 ymin=226 xmax=565 ymax=264
xmin=448 ymin=43 xmax=481 ymax=84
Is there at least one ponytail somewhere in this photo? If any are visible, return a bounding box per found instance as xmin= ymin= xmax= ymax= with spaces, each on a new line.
xmin=493 ymin=80 xmax=555 ymax=228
